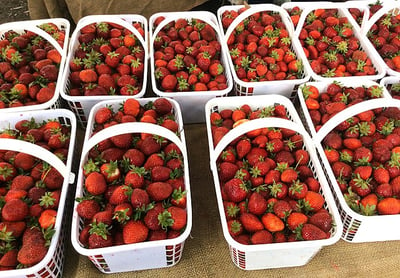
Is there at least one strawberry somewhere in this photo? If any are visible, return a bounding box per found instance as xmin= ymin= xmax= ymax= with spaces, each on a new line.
xmin=85 ymin=172 xmax=107 ymax=195
xmin=109 ymin=185 xmax=131 ymax=205
xmin=261 ymin=212 xmax=285 ymax=232
xmin=377 ymin=198 xmax=400 ymax=215
xmin=143 ymin=202 xmax=164 ymax=231
xmin=224 ymin=178 xmax=248 ymax=202
xmin=123 ymin=220 xmax=149 ymax=244
xmin=308 ymin=211 xmax=332 ymax=233
xmin=303 ymin=191 xmax=325 ymax=212
xmin=2 ymin=199 xmax=29 ymax=221
xmin=17 ymin=242 xmax=48 ymax=266
xmin=300 ymin=223 xmax=328 ymax=240
xmin=287 ymin=212 xmax=308 ymax=231
xmin=247 ymin=192 xmax=267 ymax=215
xmin=236 ymin=139 xmax=251 ymax=159
xmin=227 ymin=219 xmax=243 ymax=237
xmin=240 ymin=212 xmax=264 ymax=232
xmin=140 ymin=136 xmax=162 ymax=156
xmin=160 ymin=205 xmax=187 ymax=231
xmin=251 ymin=230 xmax=273 ymax=244
xmin=0 ymin=162 xmax=16 ymax=182
xmin=146 ymin=182 xmax=173 ymax=201
xmin=218 ymin=162 xmax=238 ymax=182
xmin=38 ymin=209 xmax=57 ymax=229
xmin=76 ymin=199 xmax=101 ymax=220
xmin=99 ymin=161 xmax=121 ymax=183
xmin=0 ymin=249 xmax=18 ymax=267
xmin=88 ymin=222 xmax=113 ymax=249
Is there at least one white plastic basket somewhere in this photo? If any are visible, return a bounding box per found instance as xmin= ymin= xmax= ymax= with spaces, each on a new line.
xmin=208 ymin=118 xmax=342 ymax=270
xmin=71 ymin=122 xmax=192 ymax=273
xmin=59 ymin=15 xmax=148 ymax=128
xmin=295 ymin=4 xmax=386 ymax=82
xmin=0 ymin=21 xmax=67 ymax=113
xmin=313 ymin=98 xmax=400 ymax=242
xmin=297 ymin=80 xmax=392 ymax=138
xmin=149 ymin=11 xmax=233 ymax=124
xmin=0 ymin=110 xmax=76 ymax=277
xmin=362 ymin=2 xmax=400 ymax=77
xmin=380 ymin=76 xmax=400 ymax=99
xmin=221 ymin=4 xmax=311 ymax=98
xmin=205 ymin=94 xmax=303 ymax=156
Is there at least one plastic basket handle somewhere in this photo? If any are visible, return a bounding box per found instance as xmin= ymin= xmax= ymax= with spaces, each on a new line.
xmin=224 ymin=4 xmax=293 ymax=42
xmin=210 ymin=117 xmax=309 ymax=164
xmin=71 ymin=15 xmax=146 ymax=54
xmin=314 ymin=98 xmax=400 ymax=144
xmin=0 ymin=22 xmax=63 ymax=56
xmin=80 ymin=122 xmax=187 ymax=160
xmin=0 ymin=139 xmax=68 ymax=178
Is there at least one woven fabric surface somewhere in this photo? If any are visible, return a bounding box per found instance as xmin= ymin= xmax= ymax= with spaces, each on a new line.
xmin=64 ymin=123 xmax=400 ymax=278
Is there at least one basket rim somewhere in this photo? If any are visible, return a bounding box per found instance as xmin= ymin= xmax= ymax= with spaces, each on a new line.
xmin=0 ymin=109 xmax=77 ymax=277
xmin=220 ymin=4 xmax=311 ymax=90
xmin=209 ymin=117 xmax=343 ymax=252
xmin=294 ymin=6 xmax=387 ymax=82
xmin=361 ymin=2 xmax=400 ymax=77
xmin=148 ymin=11 xmax=233 ymax=97
xmin=71 ymin=121 xmax=193 ymax=258
xmin=60 ymin=15 xmax=148 ymax=101
xmin=0 ymin=23 xmax=68 ymax=113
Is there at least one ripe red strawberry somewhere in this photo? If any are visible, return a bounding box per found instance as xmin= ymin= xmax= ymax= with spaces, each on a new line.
xmin=88 ymin=222 xmax=113 ymax=249
xmin=38 ymin=209 xmax=57 ymax=229
xmin=110 ymin=133 xmax=132 ymax=149
xmin=0 ymin=221 xmax=26 ymax=238
xmin=303 ymin=191 xmax=325 ymax=212
xmin=247 ymin=192 xmax=267 ymax=215
xmin=273 ymin=200 xmax=292 ymax=219
xmin=224 ymin=178 xmax=248 ymax=202
xmin=287 ymin=212 xmax=308 ymax=231
xmin=123 ymin=220 xmax=149 ymax=244
xmin=2 ymin=199 xmax=29 ymax=221
xmin=41 ymin=167 xmax=63 ymax=189
xmin=146 ymin=182 xmax=173 ymax=201
xmin=240 ymin=212 xmax=264 ymax=232
xmin=85 ymin=172 xmax=107 ymax=195
xmin=300 ymin=223 xmax=328 ymax=240
xmin=143 ymin=153 xmax=164 ymax=170
xmin=308 ymin=211 xmax=332 ymax=233
xmin=100 ymin=161 xmax=121 ymax=183
xmin=124 ymin=166 xmax=146 ymax=188
xmin=76 ymin=199 xmax=101 ymax=220
xmin=0 ymin=162 xmax=17 ymax=182
xmin=236 ymin=139 xmax=251 ymax=159
xmin=153 ymin=98 xmax=173 ymax=115
xmin=377 ymin=198 xmax=400 ymax=215
xmin=251 ymin=230 xmax=273 ymax=244
xmin=261 ymin=212 xmax=285 ymax=232
xmin=17 ymin=242 xmax=48 ymax=266
xmin=109 ymin=185 xmax=131 ymax=205
xmin=160 ymin=205 xmax=187 ymax=231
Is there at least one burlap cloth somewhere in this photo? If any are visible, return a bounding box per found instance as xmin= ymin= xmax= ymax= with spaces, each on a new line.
xmin=62 ymin=123 xmax=400 ymax=278
xmin=28 ymin=0 xmax=208 ymax=23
